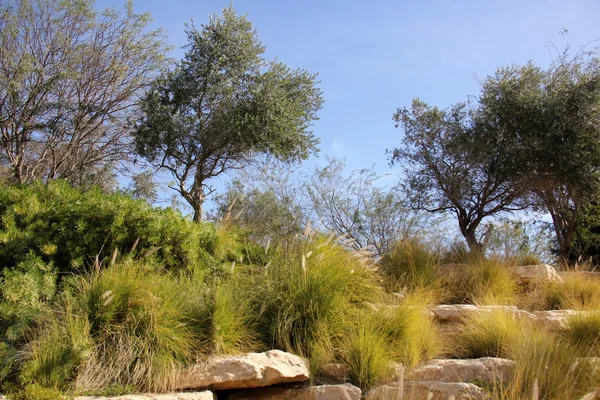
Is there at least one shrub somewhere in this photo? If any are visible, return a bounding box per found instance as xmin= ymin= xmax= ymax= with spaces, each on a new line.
xmin=379 ymin=239 xmax=440 ymax=292
xmin=251 ymin=236 xmax=381 ymax=362
xmin=0 ymin=180 xmax=217 ymax=274
xmin=442 ymin=258 xmax=516 ymax=305
xmin=453 ymin=310 xmax=521 ymax=358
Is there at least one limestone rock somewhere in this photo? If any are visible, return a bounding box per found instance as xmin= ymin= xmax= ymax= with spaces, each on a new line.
xmin=366 ymin=381 xmax=489 ymax=400
xmin=225 ymin=383 xmax=361 ymax=400
xmin=410 ymin=358 xmax=514 ymax=384
xmin=579 ymin=392 xmax=598 ymax=400
xmin=532 ymin=310 xmax=581 ymax=331
xmin=174 ymin=350 xmax=309 ymax=391
xmin=75 ymin=392 xmax=215 ymax=400
xmin=505 ymin=264 xmax=563 ymax=284
xmin=432 ymin=305 xmax=534 ymax=322
xmin=317 ymin=363 xmax=348 ymax=384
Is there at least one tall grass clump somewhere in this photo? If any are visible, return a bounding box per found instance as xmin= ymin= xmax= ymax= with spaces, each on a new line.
xmin=22 ymin=260 xmax=197 ymax=393
xmin=562 ymin=311 xmax=600 ymax=356
xmin=442 ymin=258 xmax=517 ymax=305
xmin=379 ymin=239 xmax=440 ymax=293
xmin=453 ymin=310 xmax=521 ymax=358
xmin=251 ymin=236 xmax=381 ymax=367
xmin=494 ymin=324 xmax=598 ymax=399
xmin=529 ymin=273 xmax=600 ymax=311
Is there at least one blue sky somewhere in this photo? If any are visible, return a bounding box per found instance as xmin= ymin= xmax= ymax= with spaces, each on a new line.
xmin=97 ymin=0 xmax=600 ymax=209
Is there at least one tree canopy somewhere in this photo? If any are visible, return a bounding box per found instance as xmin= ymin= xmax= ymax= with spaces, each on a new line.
xmin=134 ymin=6 xmax=323 ymax=222
xmin=0 ymin=0 xmax=169 ymax=186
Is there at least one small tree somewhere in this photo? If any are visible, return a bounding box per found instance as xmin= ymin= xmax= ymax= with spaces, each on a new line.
xmin=134 ymin=6 xmax=323 ymax=222
xmin=0 ymin=0 xmax=169 ymax=184
xmin=390 ymin=99 xmax=529 ymax=253
xmin=308 ymin=158 xmax=427 ymax=255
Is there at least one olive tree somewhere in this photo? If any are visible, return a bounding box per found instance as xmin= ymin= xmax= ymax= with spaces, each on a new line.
xmin=0 ymin=0 xmax=169 ymax=184
xmin=134 ymin=6 xmax=323 ymax=222
xmin=390 ymin=99 xmax=529 ymax=253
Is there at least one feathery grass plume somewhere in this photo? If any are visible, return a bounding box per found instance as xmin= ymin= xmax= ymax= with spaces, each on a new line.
xmin=442 ymin=257 xmax=517 ymax=305
xmin=562 ymin=311 xmax=600 ymax=356
xmin=251 ymin=236 xmax=381 ymax=366
xmin=453 ymin=310 xmax=521 ymax=358
xmin=379 ymin=239 xmax=441 ymax=293
xmin=528 ymin=273 xmax=600 ymax=311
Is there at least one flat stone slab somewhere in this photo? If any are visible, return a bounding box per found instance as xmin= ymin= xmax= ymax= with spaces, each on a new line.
xmin=505 ymin=264 xmax=563 ymax=284
xmin=225 ymin=383 xmax=361 ymax=400
xmin=532 ymin=310 xmax=590 ymax=331
xmin=366 ymin=381 xmax=489 ymax=400
xmin=75 ymin=392 xmax=215 ymax=400
xmin=174 ymin=350 xmax=309 ymax=391
xmin=432 ymin=305 xmax=534 ymax=322
xmin=410 ymin=358 xmax=514 ymax=384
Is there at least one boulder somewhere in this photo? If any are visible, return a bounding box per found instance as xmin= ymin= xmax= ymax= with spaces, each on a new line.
xmin=317 ymin=363 xmax=348 ymax=384
xmin=579 ymin=392 xmax=598 ymax=400
xmin=174 ymin=350 xmax=309 ymax=391
xmin=505 ymin=264 xmax=563 ymax=284
xmin=75 ymin=392 xmax=215 ymax=400
xmin=532 ymin=310 xmax=582 ymax=331
xmin=410 ymin=358 xmax=514 ymax=384
xmin=432 ymin=305 xmax=534 ymax=322
xmin=225 ymin=383 xmax=361 ymax=400
xmin=366 ymin=381 xmax=488 ymax=400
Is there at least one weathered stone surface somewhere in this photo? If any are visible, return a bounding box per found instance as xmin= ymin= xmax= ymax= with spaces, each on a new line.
xmin=174 ymin=350 xmax=309 ymax=391
xmin=410 ymin=358 xmax=514 ymax=384
xmin=366 ymin=381 xmax=488 ymax=400
xmin=432 ymin=305 xmax=534 ymax=322
xmin=579 ymin=391 xmax=598 ymax=400
xmin=75 ymin=392 xmax=215 ymax=400
xmin=317 ymin=363 xmax=348 ymax=383
xmin=505 ymin=264 xmax=563 ymax=284
xmin=532 ymin=310 xmax=582 ymax=331
xmin=225 ymin=383 xmax=361 ymax=400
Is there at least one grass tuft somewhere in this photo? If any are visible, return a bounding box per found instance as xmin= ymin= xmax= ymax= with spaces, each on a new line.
xmin=380 ymin=239 xmax=440 ymax=292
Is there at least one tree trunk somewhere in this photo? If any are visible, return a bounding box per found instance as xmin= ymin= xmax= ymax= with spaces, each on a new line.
xmin=463 ymin=228 xmax=483 ymax=254
xmin=192 ymin=200 xmax=203 ymax=223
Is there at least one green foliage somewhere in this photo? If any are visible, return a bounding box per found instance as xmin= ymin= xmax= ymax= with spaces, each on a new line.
xmin=0 ymin=180 xmax=218 ymax=274
xmin=380 ymin=239 xmax=440 ymax=292
xmin=442 ymin=258 xmax=517 ymax=305
xmin=563 ymin=312 xmax=600 ymax=356
xmin=340 ymin=321 xmax=391 ymax=391
xmin=6 ymin=383 xmax=66 ymax=400
xmin=134 ymin=5 xmax=323 ymax=221
xmin=251 ymin=236 xmax=380 ymax=360
xmin=454 ymin=310 xmax=521 ymax=358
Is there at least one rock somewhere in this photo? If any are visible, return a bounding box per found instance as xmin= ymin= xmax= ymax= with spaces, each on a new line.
xmin=74 ymin=392 xmax=215 ymax=400
xmin=432 ymin=305 xmax=534 ymax=322
xmin=574 ymin=357 xmax=600 ymax=375
xmin=366 ymin=381 xmax=489 ymax=400
xmin=225 ymin=383 xmax=361 ymax=400
xmin=505 ymin=264 xmax=563 ymax=284
xmin=532 ymin=310 xmax=583 ymax=331
xmin=384 ymin=362 xmax=406 ymax=383
xmin=580 ymin=392 xmax=598 ymax=400
xmin=410 ymin=358 xmax=514 ymax=384
xmin=317 ymin=363 xmax=348 ymax=383
xmin=174 ymin=350 xmax=309 ymax=391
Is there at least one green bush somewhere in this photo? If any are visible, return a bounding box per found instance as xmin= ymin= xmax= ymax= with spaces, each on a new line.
xmin=0 ymin=180 xmax=217 ymax=274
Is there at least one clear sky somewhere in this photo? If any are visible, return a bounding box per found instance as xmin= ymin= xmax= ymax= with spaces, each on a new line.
xmin=97 ymin=0 xmax=600 ymax=207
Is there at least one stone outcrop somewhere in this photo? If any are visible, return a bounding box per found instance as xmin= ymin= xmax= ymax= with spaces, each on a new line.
xmin=75 ymin=393 xmax=215 ymax=400
xmin=410 ymin=358 xmax=514 ymax=384
xmin=174 ymin=350 xmax=309 ymax=391
xmin=532 ymin=310 xmax=585 ymax=331
xmin=225 ymin=383 xmax=361 ymax=400
xmin=317 ymin=363 xmax=348 ymax=384
xmin=366 ymin=381 xmax=488 ymax=400
xmin=505 ymin=264 xmax=563 ymax=284
xmin=432 ymin=305 xmax=534 ymax=322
